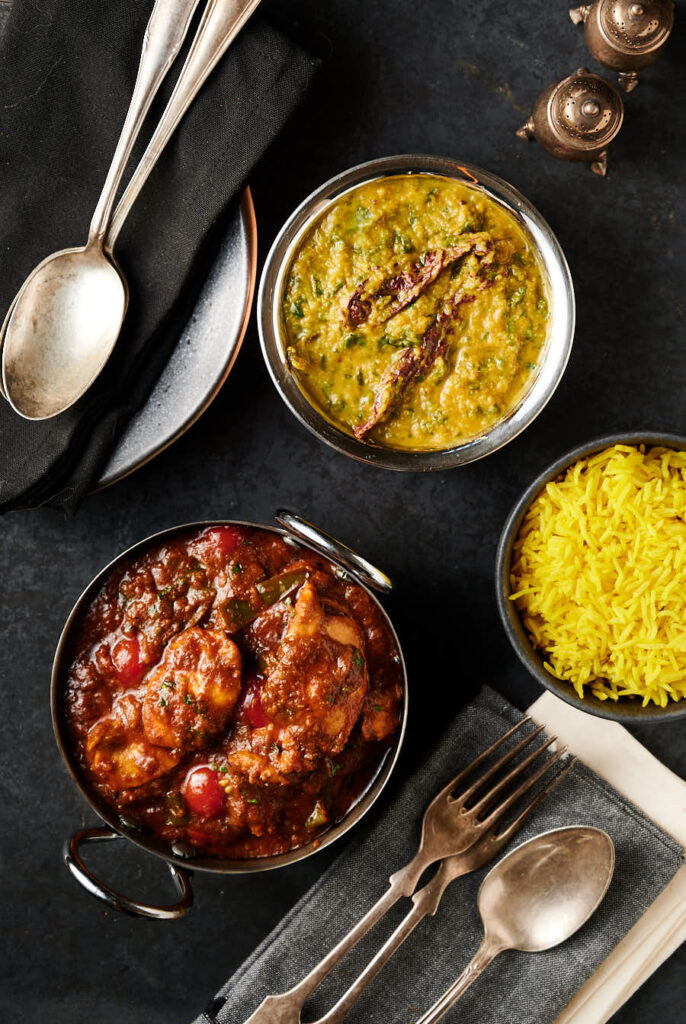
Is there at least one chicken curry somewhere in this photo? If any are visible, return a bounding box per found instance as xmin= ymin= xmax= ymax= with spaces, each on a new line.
xmin=282 ymin=174 xmax=550 ymax=451
xmin=64 ymin=525 xmax=403 ymax=859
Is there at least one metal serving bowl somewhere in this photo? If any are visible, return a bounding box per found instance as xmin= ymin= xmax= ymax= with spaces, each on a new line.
xmin=258 ymin=154 xmax=575 ymax=471
xmin=496 ymin=431 xmax=686 ymax=723
xmin=52 ymin=511 xmax=408 ymax=919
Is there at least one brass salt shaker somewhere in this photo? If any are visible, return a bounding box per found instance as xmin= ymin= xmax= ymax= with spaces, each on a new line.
xmin=569 ymin=0 xmax=675 ymax=92
xmin=517 ymin=68 xmax=624 ymax=176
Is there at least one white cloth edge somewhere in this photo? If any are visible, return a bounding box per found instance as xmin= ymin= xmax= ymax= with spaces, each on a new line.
xmin=527 ymin=691 xmax=686 ymax=1024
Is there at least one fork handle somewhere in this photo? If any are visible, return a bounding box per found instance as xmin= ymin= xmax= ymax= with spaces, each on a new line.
xmin=243 ymin=884 xmax=400 ymax=1024
xmin=107 ymin=0 xmax=262 ymax=250
xmin=88 ymin=0 xmax=202 ymax=245
xmin=243 ymin=854 xmax=432 ymax=1024
xmin=312 ymin=860 xmax=461 ymax=1024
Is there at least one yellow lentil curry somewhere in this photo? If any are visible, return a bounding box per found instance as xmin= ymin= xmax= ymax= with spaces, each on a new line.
xmin=282 ymin=174 xmax=550 ymax=451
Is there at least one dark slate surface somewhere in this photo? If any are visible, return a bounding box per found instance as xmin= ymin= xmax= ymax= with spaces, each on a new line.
xmin=0 ymin=1 xmax=684 ymax=1022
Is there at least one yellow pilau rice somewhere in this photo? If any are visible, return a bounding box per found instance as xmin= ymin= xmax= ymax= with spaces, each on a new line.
xmin=510 ymin=444 xmax=686 ymax=706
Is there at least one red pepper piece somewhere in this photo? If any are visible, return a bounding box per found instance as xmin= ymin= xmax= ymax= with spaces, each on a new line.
xmin=203 ymin=525 xmax=246 ymax=557
xmin=240 ymin=673 xmax=269 ymax=728
xmin=111 ymin=636 xmax=145 ymax=687
xmin=182 ymin=766 xmax=226 ymax=817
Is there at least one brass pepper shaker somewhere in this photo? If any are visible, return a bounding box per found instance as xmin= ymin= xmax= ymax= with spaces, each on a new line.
xmin=569 ymin=0 xmax=675 ymax=92
xmin=517 ymin=68 xmax=624 ymax=175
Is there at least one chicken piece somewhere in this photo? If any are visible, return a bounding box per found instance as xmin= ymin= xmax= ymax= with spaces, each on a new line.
xmin=118 ymin=556 xmax=213 ymax=658
xmin=230 ymin=581 xmax=368 ymax=783
xmin=227 ymin=742 xmax=308 ymax=787
xmin=361 ymin=693 xmax=400 ymax=741
xmin=86 ymin=694 xmax=181 ymax=791
xmin=143 ymin=627 xmax=242 ymax=750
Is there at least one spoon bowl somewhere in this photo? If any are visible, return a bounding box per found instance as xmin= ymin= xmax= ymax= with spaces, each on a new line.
xmin=2 ymin=246 xmax=127 ymax=419
xmin=480 ymin=825 xmax=615 ymax=952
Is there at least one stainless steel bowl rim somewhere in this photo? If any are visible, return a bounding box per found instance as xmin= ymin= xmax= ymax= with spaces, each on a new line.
xmin=496 ymin=430 xmax=686 ymax=722
xmin=52 ymin=514 xmax=408 ymax=875
xmin=258 ymin=154 xmax=576 ymax=471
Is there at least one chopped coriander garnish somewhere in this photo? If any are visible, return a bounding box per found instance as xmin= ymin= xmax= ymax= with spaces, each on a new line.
xmin=392 ymin=229 xmax=413 ymax=254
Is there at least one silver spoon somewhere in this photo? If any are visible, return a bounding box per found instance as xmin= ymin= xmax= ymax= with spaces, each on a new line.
xmin=2 ymin=0 xmax=261 ymax=420
xmin=0 ymin=0 xmax=202 ymax=418
xmin=415 ymin=825 xmax=615 ymax=1024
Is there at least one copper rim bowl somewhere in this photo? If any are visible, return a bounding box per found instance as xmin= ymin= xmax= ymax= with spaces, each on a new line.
xmin=258 ymin=154 xmax=576 ymax=471
xmin=496 ymin=431 xmax=686 ymax=723
xmin=52 ymin=511 xmax=408 ymax=919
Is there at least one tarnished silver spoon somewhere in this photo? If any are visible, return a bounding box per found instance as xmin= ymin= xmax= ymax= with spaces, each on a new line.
xmin=415 ymin=825 xmax=615 ymax=1024
xmin=2 ymin=0 xmax=261 ymax=420
xmin=0 ymin=0 xmax=202 ymax=418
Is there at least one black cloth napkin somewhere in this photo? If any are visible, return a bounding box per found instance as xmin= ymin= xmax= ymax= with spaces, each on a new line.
xmin=193 ymin=687 xmax=684 ymax=1024
xmin=0 ymin=0 xmax=319 ymax=514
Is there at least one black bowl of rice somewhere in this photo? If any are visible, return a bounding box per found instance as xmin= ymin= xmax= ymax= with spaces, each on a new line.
xmin=496 ymin=431 xmax=686 ymax=722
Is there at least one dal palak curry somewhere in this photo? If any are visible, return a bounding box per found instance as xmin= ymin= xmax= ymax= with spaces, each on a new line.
xmin=282 ymin=174 xmax=550 ymax=451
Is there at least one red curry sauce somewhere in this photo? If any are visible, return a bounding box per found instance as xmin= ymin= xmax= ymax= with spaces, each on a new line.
xmin=64 ymin=525 xmax=403 ymax=859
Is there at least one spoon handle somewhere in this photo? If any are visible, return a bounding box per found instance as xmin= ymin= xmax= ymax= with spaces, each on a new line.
xmin=88 ymin=0 xmax=202 ymax=246
xmin=414 ymin=939 xmax=500 ymax=1024
xmin=107 ymin=0 xmax=262 ymax=250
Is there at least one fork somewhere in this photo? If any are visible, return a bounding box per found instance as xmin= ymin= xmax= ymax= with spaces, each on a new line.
xmin=244 ymin=718 xmax=571 ymax=1024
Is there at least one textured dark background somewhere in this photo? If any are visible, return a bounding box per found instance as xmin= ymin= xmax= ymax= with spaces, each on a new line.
xmin=0 ymin=1 xmax=684 ymax=1022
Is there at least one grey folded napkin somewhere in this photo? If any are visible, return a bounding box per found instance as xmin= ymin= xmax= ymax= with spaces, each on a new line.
xmin=193 ymin=687 xmax=683 ymax=1024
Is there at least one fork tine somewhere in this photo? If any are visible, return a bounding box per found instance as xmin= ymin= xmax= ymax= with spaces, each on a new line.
xmin=480 ymin=745 xmax=569 ymax=831
xmin=426 ymin=717 xmax=533 ymax=807
xmin=489 ymin=756 xmax=577 ymax=848
xmin=467 ymin=733 xmax=556 ymax=816
xmin=456 ymin=724 xmax=547 ymax=807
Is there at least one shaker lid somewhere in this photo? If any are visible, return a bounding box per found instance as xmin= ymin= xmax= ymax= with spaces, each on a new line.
xmin=600 ymin=0 xmax=674 ymax=53
xmin=552 ymin=69 xmax=624 ymax=150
